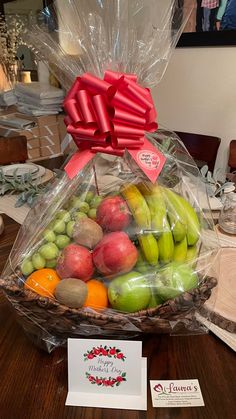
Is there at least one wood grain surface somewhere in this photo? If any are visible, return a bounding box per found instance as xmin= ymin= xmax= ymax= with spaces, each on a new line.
xmin=0 ymin=158 xmax=236 ymax=419
xmin=201 ymin=248 xmax=236 ymax=332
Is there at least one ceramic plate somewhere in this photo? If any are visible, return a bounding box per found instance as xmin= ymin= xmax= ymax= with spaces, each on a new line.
xmin=2 ymin=163 xmax=38 ymax=177
xmin=1 ymin=163 xmax=46 ymax=179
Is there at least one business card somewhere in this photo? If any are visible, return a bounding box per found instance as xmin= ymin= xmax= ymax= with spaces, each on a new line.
xmin=150 ymin=379 xmax=204 ymax=408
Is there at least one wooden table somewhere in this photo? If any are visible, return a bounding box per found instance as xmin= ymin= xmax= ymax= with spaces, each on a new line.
xmin=0 ymin=158 xmax=236 ymax=419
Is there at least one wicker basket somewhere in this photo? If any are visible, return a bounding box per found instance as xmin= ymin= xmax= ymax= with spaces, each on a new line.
xmin=0 ymin=271 xmax=217 ymax=349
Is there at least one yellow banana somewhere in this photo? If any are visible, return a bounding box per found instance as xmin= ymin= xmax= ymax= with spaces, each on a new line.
xmin=138 ymin=234 xmax=159 ymax=266
xmin=120 ymin=184 xmax=151 ymax=230
xmin=137 ymin=182 xmax=167 ymax=236
xmin=158 ymin=220 xmax=174 ymax=264
xmin=161 ymin=187 xmax=187 ymax=243
xmin=162 ymin=187 xmax=200 ymax=246
xmin=173 ymin=236 xmax=188 ymax=262
xmin=177 ymin=196 xmax=200 ymax=246
xmin=186 ymin=245 xmax=198 ymax=264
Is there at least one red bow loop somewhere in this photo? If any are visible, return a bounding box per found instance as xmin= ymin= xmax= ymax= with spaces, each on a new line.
xmin=63 ymin=70 xmax=166 ymax=183
xmin=63 ymin=70 xmax=158 ymax=156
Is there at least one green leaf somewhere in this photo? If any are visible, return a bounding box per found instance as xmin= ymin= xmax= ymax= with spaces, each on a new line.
xmin=200 ymin=165 xmax=209 ymax=178
xmin=21 ymin=191 xmax=26 ymax=201
xmin=0 ymin=183 xmax=14 ymax=195
xmin=23 ymin=172 xmax=33 ymax=183
xmin=27 ymin=194 xmax=36 ymax=207
xmin=13 ymin=168 xmax=19 ymax=180
xmin=15 ymin=196 xmax=26 ymax=207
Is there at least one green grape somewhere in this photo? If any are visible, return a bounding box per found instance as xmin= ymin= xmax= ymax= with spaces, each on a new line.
xmin=88 ymin=208 xmax=97 ymax=220
xmin=32 ymin=253 xmax=46 ymax=270
xmin=90 ymin=196 xmax=103 ymax=209
xmin=69 ymin=196 xmax=82 ymax=210
xmin=85 ymin=191 xmax=94 ymax=204
xmin=66 ymin=221 xmax=75 ymax=238
xmin=53 ymin=219 xmax=66 ymax=234
xmin=73 ymin=211 xmax=87 ymax=221
xmin=77 ymin=201 xmax=90 ymax=213
xmin=21 ymin=258 xmax=34 ymax=276
xmin=43 ymin=229 xmax=56 ymax=242
xmin=55 ymin=210 xmax=71 ymax=223
xmin=45 ymin=259 xmax=57 ymax=268
xmin=55 ymin=234 xmax=70 ymax=249
xmin=39 ymin=243 xmax=59 ymax=260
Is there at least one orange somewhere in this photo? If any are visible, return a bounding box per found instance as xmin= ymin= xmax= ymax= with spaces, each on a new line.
xmin=24 ymin=268 xmax=60 ymax=298
xmin=83 ymin=279 xmax=108 ymax=310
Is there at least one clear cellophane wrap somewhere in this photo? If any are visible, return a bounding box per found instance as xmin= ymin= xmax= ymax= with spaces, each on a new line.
xmin=0 ymin=0 xmax=219 ymax=352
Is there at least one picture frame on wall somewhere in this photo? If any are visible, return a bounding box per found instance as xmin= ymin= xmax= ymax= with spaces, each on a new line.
xmin=177 ymin=0 xmax=236 ymax=47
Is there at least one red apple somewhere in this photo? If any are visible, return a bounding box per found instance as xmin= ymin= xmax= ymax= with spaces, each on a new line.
xmin=56 ymin=244 xmax=94 ymax=281
xmin=93 ymin=232 xmax=138 ymax=276
xmin=96 ymin=196 xmax=131 ymax=231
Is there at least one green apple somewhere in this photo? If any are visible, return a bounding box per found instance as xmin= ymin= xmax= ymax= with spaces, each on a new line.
xmin=147 ymin=292 xmax=163 ymax=309
xmin=134 ymin=248 xmax=150 ymax=274
xmin=154 ymin=262 xmax=198 ymax=302
xmin=108 ymin=271 xmax=151 ymax=313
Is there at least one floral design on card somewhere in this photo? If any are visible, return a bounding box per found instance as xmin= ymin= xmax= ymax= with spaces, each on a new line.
xmin=86 ymin=372 xmax=127 ymax=387
xmin=84 ymin=345 xmax=127 ymax=387
xmin=84 ymin=345 xmax=126 ymax=361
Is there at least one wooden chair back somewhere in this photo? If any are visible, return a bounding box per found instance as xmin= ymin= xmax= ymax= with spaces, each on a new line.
xmin=0 ymin=135 xmax=28 ymax=165
xmin=175 ymin=131 xmax=221 ymax=172
xmin=228 ymin=140 xmax=236 ymax=172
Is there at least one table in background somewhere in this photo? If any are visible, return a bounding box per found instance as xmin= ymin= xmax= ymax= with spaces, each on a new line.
xmin=0 ymin=158 xmax=236 ymax=419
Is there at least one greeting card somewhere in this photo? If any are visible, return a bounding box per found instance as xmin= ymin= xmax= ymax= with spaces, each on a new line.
xmin=66 ymin=339 xmax=147 ymax=410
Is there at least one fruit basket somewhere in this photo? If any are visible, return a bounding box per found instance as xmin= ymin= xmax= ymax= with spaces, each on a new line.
xmin=0 ymin=1 xmax=219 ymax=352
xmin=0 ymin=269 xmax=216 ymax=349
xmin=0 ymin=138 xmax=219 ymax=351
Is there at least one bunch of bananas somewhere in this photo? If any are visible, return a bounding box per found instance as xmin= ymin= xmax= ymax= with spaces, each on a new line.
xmin=120 ymin=182 xmax=200 ymax=269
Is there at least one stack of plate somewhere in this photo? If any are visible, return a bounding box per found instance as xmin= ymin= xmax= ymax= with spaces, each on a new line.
xmin=1 ymin=163 xmax=46 ymax=182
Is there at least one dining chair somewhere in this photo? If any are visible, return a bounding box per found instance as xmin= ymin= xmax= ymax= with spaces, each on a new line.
xmin=174 ymin=131 xmax=221 ymax=172
xmin=0 ymin=135 xmax=28 ymax=165
xmin=228 ymin=140 xmax=236 ymax=172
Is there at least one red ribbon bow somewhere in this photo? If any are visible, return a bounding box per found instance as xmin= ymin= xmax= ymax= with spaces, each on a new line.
xmin=63 ymin=70 xmax=166 ymax=183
